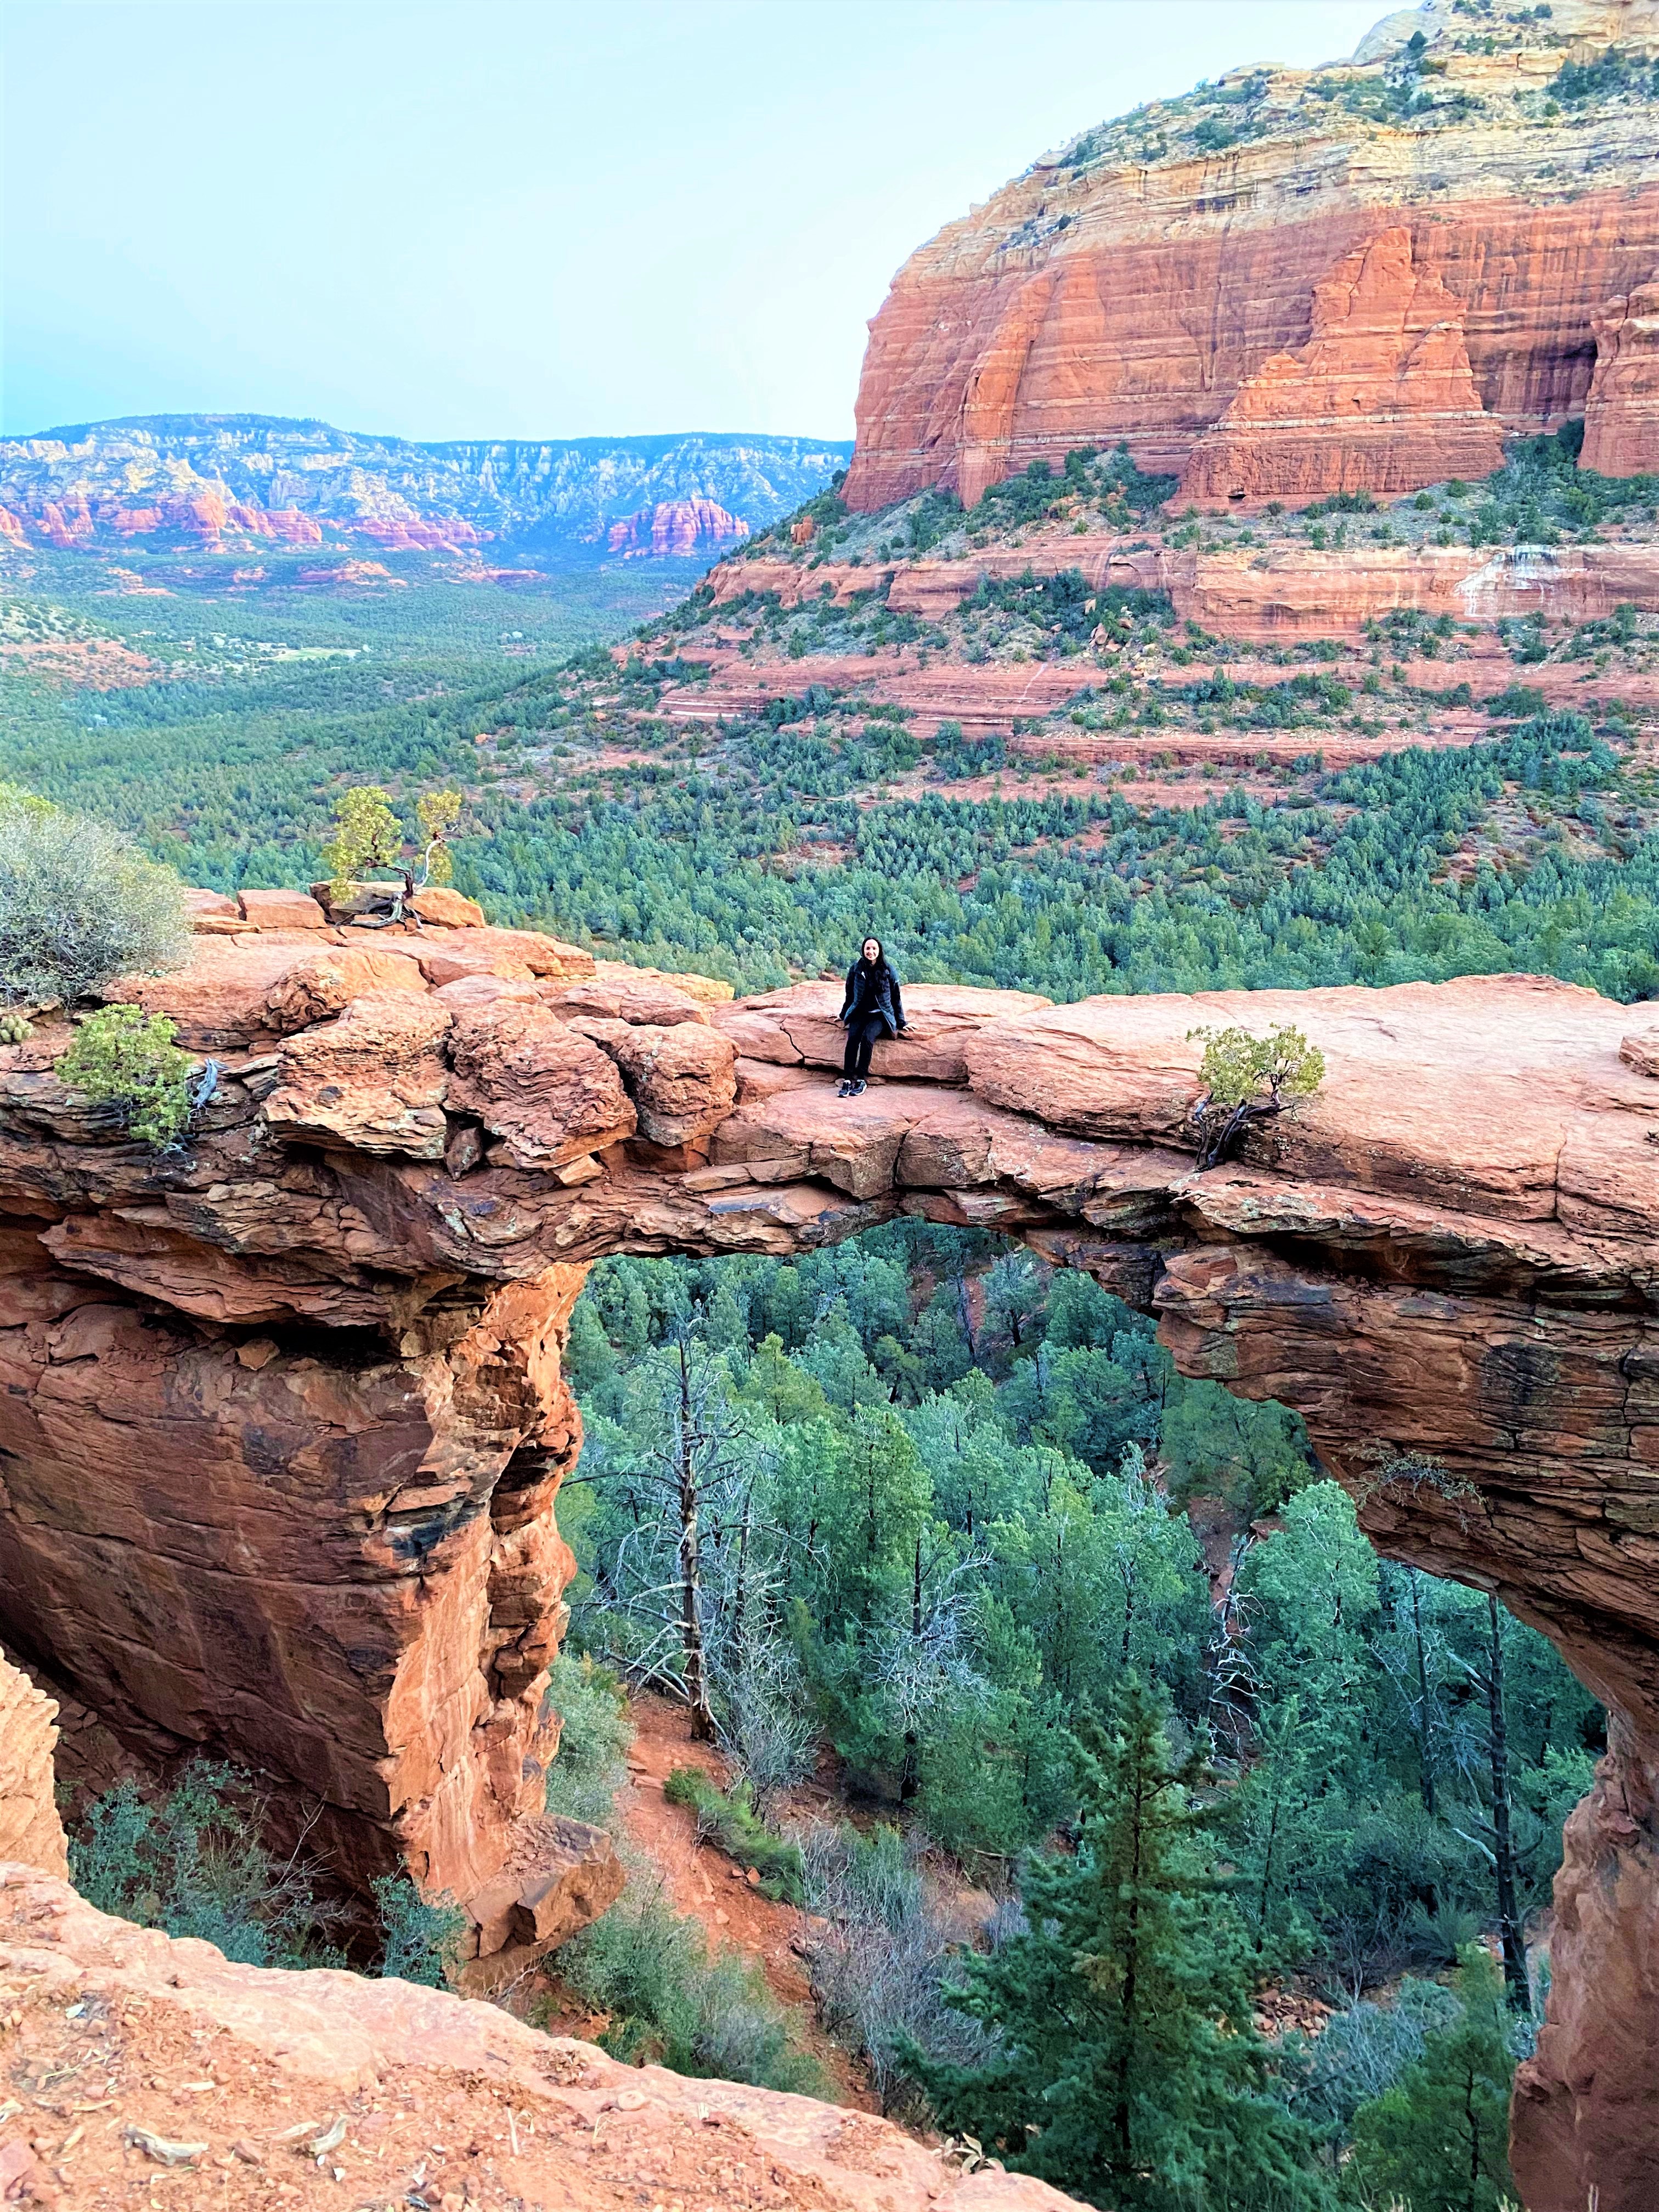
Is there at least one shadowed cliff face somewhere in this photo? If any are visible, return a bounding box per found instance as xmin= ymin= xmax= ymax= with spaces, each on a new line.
xmin=0 ymin=909 xmax=1655 ymax=2202
xmin=843 ymin=2 xmax=1659 ymax=511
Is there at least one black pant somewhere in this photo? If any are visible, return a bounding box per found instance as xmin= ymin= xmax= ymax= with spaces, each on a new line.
xmin=843 ymin=1015 xmax=885 ymax=1080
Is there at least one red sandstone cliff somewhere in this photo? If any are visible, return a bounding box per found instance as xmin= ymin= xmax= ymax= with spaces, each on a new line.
xmin=1180 ymin=227 xmax=1504 ymax=502
xmin=0 ymin=1653 xmax=67 ymax=1879
xmin=843 ymin=2 xmax=1659 ymax=510
xmin=1583 ymin=279 xmax=1659 ymax=475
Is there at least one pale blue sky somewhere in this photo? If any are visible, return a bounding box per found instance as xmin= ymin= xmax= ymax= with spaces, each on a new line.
xmin=5 ymin=1 xmax=1386 ymax=442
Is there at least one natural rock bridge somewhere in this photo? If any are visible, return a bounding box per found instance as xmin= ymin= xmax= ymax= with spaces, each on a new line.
xmin=0 ymin=902 xmax=1654 ymax=2208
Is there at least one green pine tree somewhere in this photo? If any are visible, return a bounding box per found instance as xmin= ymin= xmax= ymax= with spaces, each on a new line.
xmin=902 ymin=1677 xmax=1330 ymax=2210
xmin=1341 ymin=1945 xmax=1517 ymax=2212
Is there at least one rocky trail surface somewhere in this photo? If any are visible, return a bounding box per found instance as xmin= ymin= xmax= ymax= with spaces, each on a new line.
xmin=0 ymin=1841 xmax=1066 ymax=2211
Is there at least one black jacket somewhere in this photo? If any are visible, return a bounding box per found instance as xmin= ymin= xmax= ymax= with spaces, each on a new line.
xmin=840 ymin=960 xmax=905 ymax=1038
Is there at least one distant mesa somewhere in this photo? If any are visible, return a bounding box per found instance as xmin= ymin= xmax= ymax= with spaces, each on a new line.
xmin=0 ymin=415 xmax=851 ymax=571
xmin=605 ymin=497 xmax=748 ymax=558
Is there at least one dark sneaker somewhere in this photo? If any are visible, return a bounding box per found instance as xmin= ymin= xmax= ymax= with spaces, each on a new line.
xmin=837 ymin=1080 xmax=851 ymax=1096
xmin=850 ymin=1079 xmax=867 ymax=1096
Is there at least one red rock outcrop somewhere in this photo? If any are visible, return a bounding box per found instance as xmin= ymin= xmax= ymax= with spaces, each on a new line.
xmin=0 ymin=1861 xmax=1079 ymax=2210
xmin=3 ymin=896 xmax=1658 ymax=2197
xmin=1180 ymin=229 xmax=1503 ymax=503
xmin=0 ymin=1654 xmax=68 ymax=1877
xmin=842 ymin=7 xmax=1659 ymax=510
xmin=605 ymin=499 xmax=748 ymax=557
xmin=1583 ymin=278 xmax=1659 ymax=476
xmin=705 ymin=527 xmax=1659 ymax=644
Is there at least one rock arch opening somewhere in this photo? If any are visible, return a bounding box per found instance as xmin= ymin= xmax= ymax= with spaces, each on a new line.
xmin=558 ymin=1226 xmax=1605 ymax=1997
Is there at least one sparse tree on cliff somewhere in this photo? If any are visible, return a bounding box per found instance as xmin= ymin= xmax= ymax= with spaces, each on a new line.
xmin=321 ymin=784 xmax=465 ymax=909
xmin=1186 ymin=1022 xmax=1325 ymax=1170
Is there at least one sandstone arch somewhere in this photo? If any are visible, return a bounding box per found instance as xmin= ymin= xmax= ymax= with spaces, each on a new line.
xmin=0 ymin=931 xmax=1654 ymax=2206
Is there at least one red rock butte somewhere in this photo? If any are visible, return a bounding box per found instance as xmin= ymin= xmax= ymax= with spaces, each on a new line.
xmin=842 ymin=0 xmax=1659 ymax=513
xmin=0 ymin=891 xmax=1655 ymax=2203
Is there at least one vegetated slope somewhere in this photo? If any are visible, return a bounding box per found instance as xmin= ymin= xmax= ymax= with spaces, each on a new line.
xmin=0 ymin=415 xmax=853 ymax=567
xmin=842 ymin=0 xmax=1659 ymax=509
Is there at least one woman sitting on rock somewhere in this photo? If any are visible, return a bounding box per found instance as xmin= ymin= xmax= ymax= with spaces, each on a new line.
xmin=838 ymin=935 xmax=908 ymax=1096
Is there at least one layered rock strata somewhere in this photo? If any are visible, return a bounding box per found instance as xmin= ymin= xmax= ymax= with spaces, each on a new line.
xmin=844 ymin=3 xmax=1659 ymax=509
xmin=1 ymin=903 xmax=1657 ymax=2199
xmin=705 ymin=532 xmax=1659 ymax=642
xmin=1180 ymin=229 xmax=1505 ymax=503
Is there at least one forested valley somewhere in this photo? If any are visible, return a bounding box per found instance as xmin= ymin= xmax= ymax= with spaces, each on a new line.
xmin=524 ymin=1224 xmax=1595 ymax=2208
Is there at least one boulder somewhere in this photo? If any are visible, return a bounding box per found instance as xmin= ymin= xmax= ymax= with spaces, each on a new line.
xmin=455 ymin=1815 xmax=627 ymax=1994
xmin=238 ymin=886 xmax=328 ymax=930
xmin=411 ymin=884 xmax=486 ymax=928
xmin=578 ymin=1019 xmax=738 ymax=1147
xmin=445 ymin=1000 xmax=636 ymax=1167
xmin=435 ymin=972 xmax=543 ymax=1014
xmin=540 ymin=974 xmax=711 ymax=1027
xmin=183 ymin=887 xmax=247 ymax=934
xmin=262 ymin=944 xmax=430 ymax=1035
xmin=262 ymin=992 xmax=453 ymax=1158
xmin=594 ymin=958 xmax=733 ymax=1007
xmin=419 ymin=928 xmax=596 ymax=989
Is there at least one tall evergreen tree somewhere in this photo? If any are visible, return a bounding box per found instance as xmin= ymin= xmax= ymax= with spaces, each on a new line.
xmin=1341 ymin=1945 xmax=1517 ymax=2212
xmin=902 ymin=1677 xmax=1330 ymax=2210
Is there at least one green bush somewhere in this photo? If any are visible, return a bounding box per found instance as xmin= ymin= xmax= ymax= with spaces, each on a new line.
xmin=71 ymin=1763 xmax=343 ymax=1967
xmin=662 ymin=1765 xmax=805 ymax=1903
xmin=57 ymin=1003 xmax=196 ymax=1148
xmin=551 ymin=1888 xmax=824 ymax=2093
xmin=0 ymin=798 xmax=190 ymax=1007
xmin=370 ymin=1871 xmax=467 ymax=1986
xmin=543 ymin=1652 xmax=632 ymax=1826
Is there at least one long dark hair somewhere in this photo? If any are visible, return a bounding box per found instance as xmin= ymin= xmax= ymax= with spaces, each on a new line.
xmin=854 ymin=935 xmax=890 ymax=975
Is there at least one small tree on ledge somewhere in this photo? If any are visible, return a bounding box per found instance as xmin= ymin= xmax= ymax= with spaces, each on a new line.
xmin=322 ymin=786 xmax=464 ymax=912
xmin=1186 ymin=1022 xmax=1325 ymax=1170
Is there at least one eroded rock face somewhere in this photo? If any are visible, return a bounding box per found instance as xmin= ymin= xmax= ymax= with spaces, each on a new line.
xmin=1512 ymin=1741 xmax=1659 ymax=2210
xmin=262 ymin=992 xmax=454 ymax=1158
xmin=1583 ymin=278 xmax=1659 ymax=477
xmin=3 ymin=918 xmax=1658 ymax=2196
xmin=0 ymin=1654 xmax=67 ymax=1877
xmin=1180 ymin=229 xmax=1503 ymax=504
xmin=446 ymin=1000 xmax=637 ymax=1167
